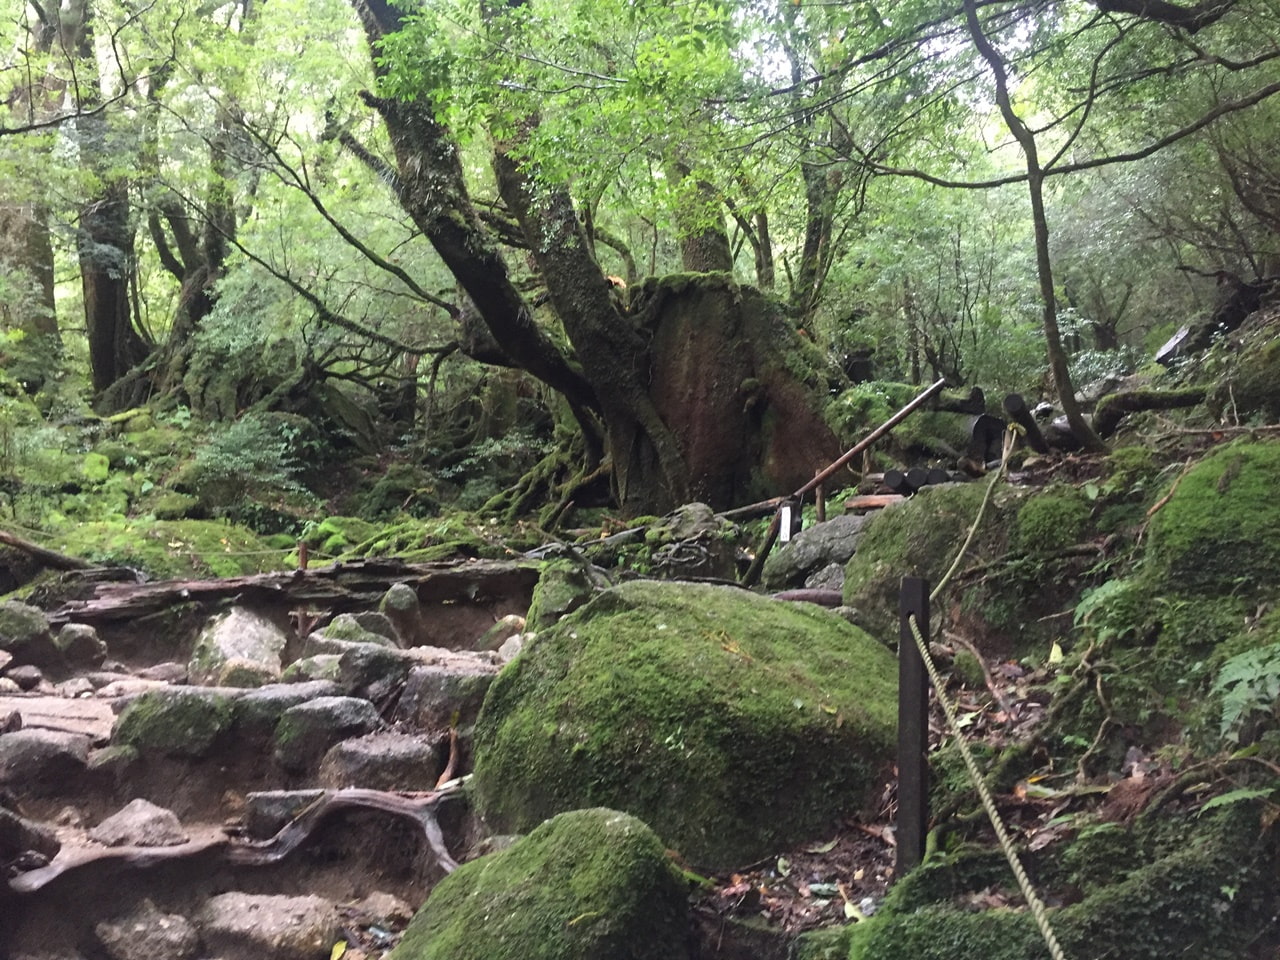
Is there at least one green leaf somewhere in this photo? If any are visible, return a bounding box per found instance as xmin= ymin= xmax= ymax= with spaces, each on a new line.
xmin=1197 ymin=787 xmax=1275 ymax=815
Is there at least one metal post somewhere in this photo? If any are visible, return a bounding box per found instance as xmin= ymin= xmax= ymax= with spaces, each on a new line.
xmin=896 ymin=576 xmax=930 ymax=878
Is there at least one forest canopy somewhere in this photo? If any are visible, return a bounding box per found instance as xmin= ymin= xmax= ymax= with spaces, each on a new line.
xmin=2 ymin=0 xmax=1278 ymax=514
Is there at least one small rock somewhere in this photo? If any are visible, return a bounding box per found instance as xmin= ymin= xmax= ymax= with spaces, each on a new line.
xmin=136 ymin=662 xmax=189 ymax=683
xmin=318 ymin=732 xmax=440 ymax=790
xmin=473 ymin=614 xmax=526 ymax=652
xmin=0 ymin=677 xmax=19 ymax=694
xmin=273 ymin=696 xmax=383 ymax=773
xmin=350 ymin=611 xmax=401 ymax=646
xmin=54 ymin=624 xmax=107 ymax=669
xmin=379 ymin=583 xmax=428 ymax=647
xmin=761 ymin=514 xmax=867 ymax=590
xmin=336 ymin=643 xmax=414 ymax=701
xmin=216 ymin=656 xmax=279 ymax=688
xmin=280 ymin=655 xmax=342 ymax=684
xmin=804 ymin=561 xmax=846 ymax=592
xmin=196 ymin=892 xmax=339 ymax=960
xmin=396 ymin=660 xmax=499 ymax=730
xmin=95 ymin=898 xmax=200 ymax=960
xmin=321 ymin=614 xmax=399 ymax=649
xmin=89 ymin=798 xmax=189 ymax=848
xmin=0 ymin=729 xmax=91 ymax=796
xmin=111 ymin=689 xmax=237 ymax=758
xmin=56 ymin=677 xmax=95 ymax=698
xmin=0 ymin=600 xmax=61 ymax=669
xmin=498 ymin=635 xmax=524 ymax=661
xmin=243 ymin=790 xmax=327 ymax=840
xmin=0 ymin=710 xmax=21 ymax=733
xmin=352 ymin=891 xmax=413 ymax=925
xmin=7 ymin=664 xmax=44 ymax=691
xmin=0 ymin=804 xmax=60 ymax=861
xmin=233 ymin=681 xmax=343 ymax=742
xmin=54 ymin=805 xmax=85 ymax=827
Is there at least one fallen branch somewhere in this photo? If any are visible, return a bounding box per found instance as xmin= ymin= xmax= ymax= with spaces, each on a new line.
xmin=0 ymin=529 xmax=93 ymax=571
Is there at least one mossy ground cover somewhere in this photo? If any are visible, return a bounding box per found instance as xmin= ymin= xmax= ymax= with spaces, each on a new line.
xmin=844 ymin=808 xmax=1274 ymax=960
xmin=473 ymin=580 xmax=898 ymax=869
xmin=390 ymin=808 xmax=690 ymax=960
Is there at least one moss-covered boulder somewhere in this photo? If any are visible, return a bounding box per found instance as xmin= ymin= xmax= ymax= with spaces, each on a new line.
xmin=472 ymin=580 xmax=897 ymax=868
xmin=0 ymin=600 xmax=61 ymax=669
xmin=842 ymin=483 xmax=1016 ymax=645
xmin=1208 ymin=333 xmax=1280 ymax=422
xmin=113 ymin=689 xmax=237 ymax=758
xmin=390 ymin=808 xmax=690 ymax=960
xmin=1144 ymin=439 xmax=1280 ymax=597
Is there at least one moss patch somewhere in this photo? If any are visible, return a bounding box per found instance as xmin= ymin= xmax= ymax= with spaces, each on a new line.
xmin=473 ymin=580 xmax=898 ymax=869
xmin=390 ymin=808 xmax=690 ymax=960
xmin=1013 ymin=486 xmax=1090 ymax=556
xmin=842 ymin=483 xmax=1015 ymax=645
xmin=847 ymin=810 xmax=1274 ymax=960
xmin=113 ymin=690 xmax=236 ymax=757
xmin=1144 ymin=439 xmax=1280 ymax=597
xmin=49 ymin=519 xmax=288 ymax=579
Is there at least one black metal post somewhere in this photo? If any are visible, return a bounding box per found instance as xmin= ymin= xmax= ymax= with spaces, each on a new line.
xmin=896 ymin=576 xmax=930 ymax=879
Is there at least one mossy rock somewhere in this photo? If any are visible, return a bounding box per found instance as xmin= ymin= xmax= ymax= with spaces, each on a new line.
xmin=525 ymin=559 xmax=598 ymax=630
xmin=390 ymin=808 xmax=690 ymax=960
xmin=113 ymin=690 xmax=236 ymax=758
xmin=1208 ymin=336 xmax=1280 ymax=422
xmin=847 ymin=810 xmax=1274 ymax=960
xmin=1144 ymin=439 xmax=1280 ymax=597
xmin=842 ymin=483 xmax=1016 ymax=645
xmin=1013 ymin=485 xmax=1090 ymax=556
xmin=472 ymin=580 xmax=897 ymax=869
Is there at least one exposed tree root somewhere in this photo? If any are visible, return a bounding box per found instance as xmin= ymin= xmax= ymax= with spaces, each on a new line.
xmin=9 ymin=784 xmax=464 ymax=896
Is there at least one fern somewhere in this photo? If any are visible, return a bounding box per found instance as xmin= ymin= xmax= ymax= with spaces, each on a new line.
xmin=1211 ymin=642 xmax=1280 ymax=742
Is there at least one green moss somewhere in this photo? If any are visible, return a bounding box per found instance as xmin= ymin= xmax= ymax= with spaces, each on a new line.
xmin=81 ymin=451 xmax=110 ymax=482
xmin=473 ymin=581 xmax=898 ymax=869
xmin=1209 ymin=337 xmax=1280 ymax=421
xmin=1104 ymin=445 xmax=1159 ymax=493
xmin=525 ymin=559 xmax=597 ymax=630
xmin=301 ymin=516 xmax=381 ymax=559
xmin=48 ymin=519 xmax=288 ymax=579
xmin=391 ymin=808 xmax=690 ymax=960
xmin=113 ymin=690 xmax=236 ymax=757
xmin=1145 ymin=439 xmax=1280 ymax=597
xmin=843 ymin=483 xmax=1014 ymax=645
xmin=848 ymin=810 xmax=1273 ymax=960
xmin=1014 ymin=486 xmax=1090 ymax=556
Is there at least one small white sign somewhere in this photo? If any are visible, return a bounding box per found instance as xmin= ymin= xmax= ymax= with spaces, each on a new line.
xmin=779 ymin=504 xmax=794 ymax=543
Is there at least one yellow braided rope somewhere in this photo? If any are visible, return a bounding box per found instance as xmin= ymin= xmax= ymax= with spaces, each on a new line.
xmin=907 ymin=426 xmax=1069 ymax=960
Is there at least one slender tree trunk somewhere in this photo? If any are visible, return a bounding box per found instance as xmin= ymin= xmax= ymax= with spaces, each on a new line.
xmin=68 ymin=0 xmax=149 ymax=400
xmin=668 ymin=159 xmax=734 ymax=273
xmin=962 ymin=0 xmax=1106 ymax=453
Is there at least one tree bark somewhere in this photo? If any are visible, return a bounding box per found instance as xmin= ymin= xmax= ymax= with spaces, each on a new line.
xmin=69 ymin=0 xmax=149 ymax=400
xmin=350 ymin=0 xmax=597 ymax=421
